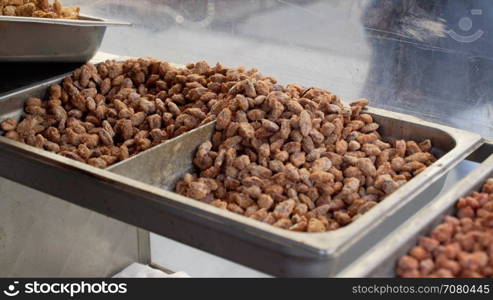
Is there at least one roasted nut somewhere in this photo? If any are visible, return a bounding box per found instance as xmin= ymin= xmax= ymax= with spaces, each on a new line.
xmin=307 ymin=218 xmax=326 ymax=232
xmin=1 ymin=119 xmax=17 ymax=131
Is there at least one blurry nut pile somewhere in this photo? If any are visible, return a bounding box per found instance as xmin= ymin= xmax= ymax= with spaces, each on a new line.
xmin=1 ymin=58 xmax=438 ymax=232
xmin=0 ymin=0 xmax=79 ymax=19
xmin=174 ymin=66 xmax=437 ymax=232
xmin=397 ymin=179 xmax=493 ymax=278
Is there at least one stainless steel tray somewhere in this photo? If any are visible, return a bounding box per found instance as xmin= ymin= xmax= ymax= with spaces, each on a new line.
xmin=0 ymin=15 xmax=129 ymax=62
xmin=339 ymin=152 xmax=493 ymax=278
xmin=0 ymin=75 xmax=482 ymax=277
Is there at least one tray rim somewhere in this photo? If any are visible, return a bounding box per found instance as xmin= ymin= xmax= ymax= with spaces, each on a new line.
xmin=0 ymin=14 xmax=130 ymax=27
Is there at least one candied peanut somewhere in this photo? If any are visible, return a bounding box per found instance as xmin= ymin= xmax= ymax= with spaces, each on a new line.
xmin=216 ymin=108 xmax=232 ymax=130
xmin=405 ymin=152 xmax=434 ymax=163
xmin=361 ymin=143 xmax=381 ymax=156
xmin=26 ymin=97 xmax=42 ymax=106
xmin=273 ymin=199 xmax=295 ymax=219
xmin=247 ymin=109 xmax=265 ymax=121
xmin=406 ymin=141 xmax=421 ymax=155
xmin=356 ymin=133 xmax=378 ymax=144
xmin=395 ymin=140 xmax=406 ymax=157
xmin=357 ymin=158 xmax=377 ymax=177
xmin=299 ymin=110 xmax=312 ymax=137
xmin=398 ymin=255 xmax=418 ymax=270
xmin=257 ymin=194 xmax=274 ymax=210
xmin=334 ymin=211 xmax=351 ymax=225
xmin=391 ymin=157 xmax=405 ymax=171
xmin=409 ymin=246 xmax=429 ymax=260
xmin=419 ymin=139 xmax=432 ymax=152
xmin=237 ymin=122 xmax=255 ymax=138
xmin=273 ymin=218 xmax=292 ymax=229
xmin=335 ymin=140 xmax=348 ymax=155
xmin=307 ymin=217 xmax=326 ymax=232
xmin=348 ymin=140 xmax=361 ymax=151
xmin=98 ymin=129 xmax=113 ymax=146
xmin=402 ymin=161 xmax=426 ymax=172
xmin=262 ymin=119 xmax=279 ymax=132
xmin=88 ymin=157 xmax=107 ymax=168
xmin=349 ymin=98 xmax=369 ymax=108
xmin=1 ymin=119 xmax=17 ymax=131
xmin=361 ymin=122 xmax=379 ymax=133
xmin=312 ymin=157 xmax=332 ymax=172
xmin=211 ymin=200 xmax=228 ymax=210
xmin=187 ymin=181 xmax=211 ymax=200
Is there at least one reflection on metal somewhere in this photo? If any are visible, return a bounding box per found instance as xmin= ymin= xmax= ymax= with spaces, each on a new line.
xmin=0 ymin=15 xmax=130 ymax=63
xmin=0 ymin=179 xmax=141 ymax=277
xmin=67 ymin=0 xmax=493 ymax=138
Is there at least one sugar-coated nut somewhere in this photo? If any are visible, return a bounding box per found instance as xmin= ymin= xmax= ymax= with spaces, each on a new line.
xmin=398 ymin=255 xmax=419 ymax=270
xmin=257 ymin=194 xmax=274 ymax=210
xmin=307 ymin=218 xmax=326 ymax=232
xmin=273 ymin=199 xmax=296 ymax=219
xmin=26 ymin=97 xmax=42 ymax=106
xmin=409 ymin=246 xmax=429 ymax=261
xmin=431 ymin=223 xmax=453 ymax=243
xmin=1 ymin=119 xmax=17 ymax=131
xmin=216 ymin=108 xmax=232 ymax=130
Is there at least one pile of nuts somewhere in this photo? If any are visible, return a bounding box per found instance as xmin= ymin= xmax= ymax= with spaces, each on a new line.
xmin=1 ymin=59 xmax=253 ymax=168
xmin=0 ymin=0 xmax=79 ymax=19
xmin=1 ymin=58 xmax=438 ymax=233
xmin=175 ymin=68 xmax=437 ymax=232
xmin=397 ymin=179 xmax=493 ymax=277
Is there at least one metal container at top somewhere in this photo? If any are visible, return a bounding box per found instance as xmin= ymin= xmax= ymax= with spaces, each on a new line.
xmin=340 ymin=153 xmax=493 ymax=278
xmin=0 ymin=15 xmax=130 ymax=63
xmin=0 ymin=70 xmax=484 ymax=277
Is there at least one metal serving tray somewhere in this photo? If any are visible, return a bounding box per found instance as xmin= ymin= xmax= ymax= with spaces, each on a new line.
xmin=339 ymin=153 xmax=493 ymax=278
xmin=0 ymin=15 xmax=129 ymax=62
xmin=0 ymin=75 xmax=482 ymax=277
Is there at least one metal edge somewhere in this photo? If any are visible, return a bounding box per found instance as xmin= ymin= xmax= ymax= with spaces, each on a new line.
xmin=338 ymin=153 xmax=493 ymax=277
xmin=0 ymin=15 xmax=131 ymax=26
xmin=0 ymin=74 xmax=70 ymax=99
xmin=137 ymin=229 xmax=151 ymax=265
